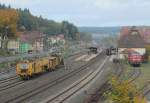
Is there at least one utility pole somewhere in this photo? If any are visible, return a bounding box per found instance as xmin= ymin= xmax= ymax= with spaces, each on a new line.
xmin=43 ymin=34 xmax=48 ymax=52
xmin=63 ymin=36 xmax=69 ymax=70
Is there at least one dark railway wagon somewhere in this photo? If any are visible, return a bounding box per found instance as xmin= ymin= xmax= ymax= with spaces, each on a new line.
xmin=88 ymin=47 xmax=98 ymax=54
xmin=106 ymin=47 xmax=118 ymax=56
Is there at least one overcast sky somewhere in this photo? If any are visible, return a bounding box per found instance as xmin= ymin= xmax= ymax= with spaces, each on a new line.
xmin=0 ymin=0 xmax=150 ymax=27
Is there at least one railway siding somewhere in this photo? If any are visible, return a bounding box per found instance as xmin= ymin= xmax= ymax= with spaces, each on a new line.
xmin=43 ymin=70 xmax=94 ymax=103
xmin=0 ymin=52 xmax=87 ymax=102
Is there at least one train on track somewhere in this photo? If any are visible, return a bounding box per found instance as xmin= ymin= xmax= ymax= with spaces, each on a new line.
xmin=106 ymin=47 xmax=118 ymax=56
xmin=16 ymin=54 xmax=64 ymax=80
xmin=105 ymin=46 xmax=149 ymax=67
xmin=128 ymin=52 xmax=142 ymax=66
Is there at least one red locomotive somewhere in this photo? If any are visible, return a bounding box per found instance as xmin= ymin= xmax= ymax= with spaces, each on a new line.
xmin=128 ymin=52 xmax=142 ymax=66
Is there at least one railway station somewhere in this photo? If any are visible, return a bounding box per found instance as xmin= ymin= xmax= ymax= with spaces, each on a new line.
xmin=0 ymin=1 xmax=150 ymax=103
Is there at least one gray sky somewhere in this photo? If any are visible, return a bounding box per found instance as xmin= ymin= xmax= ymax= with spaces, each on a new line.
xmin=0 ymin=0 xmax=150 ymax=27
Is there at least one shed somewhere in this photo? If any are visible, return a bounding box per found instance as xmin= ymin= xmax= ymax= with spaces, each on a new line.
xmin=88 ymin=47 xmax=98 ymax=54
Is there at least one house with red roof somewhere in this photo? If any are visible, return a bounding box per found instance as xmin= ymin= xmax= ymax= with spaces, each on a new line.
xmin=118 ymin=27 xmax=146 ymax=59
xmin=19 ymin=31 xmax=45 ymax=53
xmin=47 ymin=34 xmax=65 ymax=46
xmin=120 ymin=26 xmax=150 ymax=44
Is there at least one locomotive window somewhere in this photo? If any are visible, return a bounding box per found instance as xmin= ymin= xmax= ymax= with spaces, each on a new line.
xmin=20 ymin=63 xmax=29 ymax=69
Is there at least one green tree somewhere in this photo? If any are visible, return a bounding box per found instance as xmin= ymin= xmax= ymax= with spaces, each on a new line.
xmin=0 ymin=4 xmax=79 ymax=41
xmin=17 ymin=9 xmax=37 ymax=31
xmin=61 ymin=21 xmax=78 ymax=40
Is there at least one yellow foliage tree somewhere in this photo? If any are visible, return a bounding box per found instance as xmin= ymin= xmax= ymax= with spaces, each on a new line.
xmin=134 ymin=95 xmax=147 ymax=103
xmin=106 ymin=76 xmax=147 ymax=103
xmin=0 ymin=9 xmax=18 ymax=49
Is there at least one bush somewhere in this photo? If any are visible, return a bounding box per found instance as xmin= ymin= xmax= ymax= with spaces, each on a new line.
xmin=105 ymin=76 xmax=147 ymax=103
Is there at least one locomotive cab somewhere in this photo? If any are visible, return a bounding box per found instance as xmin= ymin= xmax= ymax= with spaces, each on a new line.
xmin=16 ymin=60 xmax=31 ymax=79
xmin=128 ymin=52 xmax=142 ymax=66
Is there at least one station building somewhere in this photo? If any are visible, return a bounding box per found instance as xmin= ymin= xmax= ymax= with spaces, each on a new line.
xmin=118 ymin=27 xmax=146 ymax=59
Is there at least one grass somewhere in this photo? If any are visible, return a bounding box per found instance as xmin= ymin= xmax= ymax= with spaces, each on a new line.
xmin=120 ymin=60 xmax=133 ymax=80
xmin=0 ymin=61 xmax=18 ymax=69
xmin=0 ymin=62 xmax=9 ymax=68
xmin=62 ymin=49 xmax=70 ymax=59
xmin=134 ymin=62 xmax=150 ymax=89
xmin=0 ymin=49 xmax=14 ymax=56
xmin=103 ymin=60 xmax=150 ymax=103
xmin=122 ymin=64 xmax=133 ymax=80
xmin=124 ymin=61 xmax=150 ymax=89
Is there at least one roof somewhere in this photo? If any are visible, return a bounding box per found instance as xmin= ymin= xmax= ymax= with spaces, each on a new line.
xmin=88 ymin=47 xmax=98 ymax=49
xmin=19 ymin=31 xmax=45 ymax=43
xmin=118 ymin=27 xmax=145 ymax=48
xmin=120 ymin=26 xmax=150 ymax=44
xmin=48 ymin=34 xmax=65 ymax=40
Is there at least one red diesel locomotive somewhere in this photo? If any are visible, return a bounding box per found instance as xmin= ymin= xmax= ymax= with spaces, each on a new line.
xmin=128 ymin=52 xmax=142 ymax=66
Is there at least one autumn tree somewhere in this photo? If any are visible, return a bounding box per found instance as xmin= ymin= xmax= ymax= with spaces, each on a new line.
xmin=0 ymin=9 xmax=18 ymax=49
xmin=106 ymin=76 xmax=147 ymax=103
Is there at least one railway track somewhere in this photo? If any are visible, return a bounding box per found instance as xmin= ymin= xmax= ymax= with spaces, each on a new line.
xmin=139 ymin=81 xmax=150 ymax=99
xmin=0 ymin=78 xmax=24 ymax=92
xmin=86 ymin=82 xmax=109 ymax=103
xmin=0 ymin=75 xmax=18 ymax=82
xmin=116 ymin=61 xmax=125 ymax=78
xmin=67 ymin=51 xmax=84 ymax=58
xmin=86 ymin=58 xmax=125 ymax=103
xmin=0 ymin=51 xmax=84 ymax=91
xmin=0 ymin=66 xmax=16 ymax=75
xmin=128 ymin=67 xmax=141 ymax=83
xmin=143 ymin=89 xmax=150 ymax=98
xmin=0 ymin=75 xmax=21 ymax=91
xmin=4 ymin=52 xmax=105 ymax=103
xmin=114 ymin=59 xmax=141 ymax=83
xmin=44 ymin=55 xmax=108 ymax=103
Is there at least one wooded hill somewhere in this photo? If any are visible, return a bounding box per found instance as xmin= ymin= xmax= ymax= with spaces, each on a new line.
xmin=0 ymin=4 xmax=79 ymax=40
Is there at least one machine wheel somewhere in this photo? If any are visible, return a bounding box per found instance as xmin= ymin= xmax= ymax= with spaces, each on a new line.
xmin=26 ymin=76 xmax=30 ymax=80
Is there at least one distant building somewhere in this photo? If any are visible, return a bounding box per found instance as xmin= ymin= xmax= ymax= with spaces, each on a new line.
xmin=19 ymin=31 xmax=45 ymax=53
xmin=137 ymin=27 xmax=150 ymax=44
xmin=7 ymin=39 xmax=20 ymax=53
xmin=118 ymin=27 xmax=146 ymax=59
xmin=47 ymin=34 xmax=65 ymax=47
xmin=120 ymin=26 xmax=150 ymax=44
